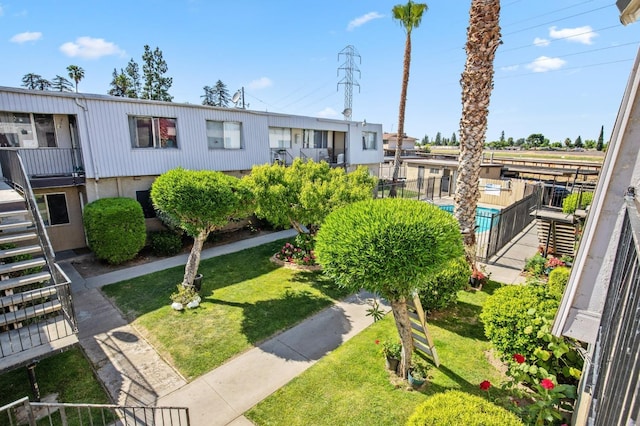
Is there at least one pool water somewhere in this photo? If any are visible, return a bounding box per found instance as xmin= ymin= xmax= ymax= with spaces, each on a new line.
xmin=438 ymin=205 xmax=500 ymax=233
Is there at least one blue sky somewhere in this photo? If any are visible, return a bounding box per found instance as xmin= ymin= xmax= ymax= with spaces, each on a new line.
xmin=1 ymin=0 xmax=638 ymax=143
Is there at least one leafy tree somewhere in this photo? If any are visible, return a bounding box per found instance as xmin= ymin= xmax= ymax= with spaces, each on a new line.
xmin=584 ymin=139 xmax=596 ymax=149
xmin=201 ymin=86 xmax=216 ymax=106
xmin=125 ymin=59 xmax=141 ymax=98
xmin=454 ymin=0 xmax=501 ymax=257
xmin=141 ymin=45 xmax=173 ymax=101
xmin=451 ymin=132 xmax=458 ymax=145
xmin=202 ymin=81 xmax=230 ymax=107
xmin=21 ymin=73 xmax=50 ymax=90
xmin=316 ymin=198 xmax=464 ymax=377
xmin=108 ymin=68 xmax=132 ymax=97
xmin=596 ymin=125 xmax=604 ymax=151
xmin=151 ymin=168 xmax=253 ymax=287
xmin=526 ymin=133 xmax=545 ymax=147
xmin=507 ymin=137 xmax=514 ymax=146
xmin=574 ymin=135 xmax=583 ymax=148
xmin=66 ymin=65 xmax=84 ymax=92
xmin=245 ymin=159 xmax=376 ymax=235
xmin=421 ymin=134 xmax=429 ymax=145
xmin=390 ymin=0 xmax=428 ymax=196
xmin=499 ymin=130 xmax=505 ymax=143
xmin=515 ymin=138 xmax=525 ymax=146
xmin=564 ymin=137 xmax=573 ymax=148
xmin=51 ymin=75 xmax=73 ymax=92
xmin=434 ymin=131 xmax=442 ymax=146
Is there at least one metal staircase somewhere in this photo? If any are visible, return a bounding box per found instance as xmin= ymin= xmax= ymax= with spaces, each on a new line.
xmin=0 ymin=149 xmax=78 ymax=373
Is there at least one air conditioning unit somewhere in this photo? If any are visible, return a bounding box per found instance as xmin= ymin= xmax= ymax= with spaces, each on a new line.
xmin=617 ymin=0 xmax=640 ymax=25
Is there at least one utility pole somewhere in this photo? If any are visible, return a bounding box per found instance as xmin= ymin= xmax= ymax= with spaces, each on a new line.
xmin=337 ymin=45 xmax=361 ymax=121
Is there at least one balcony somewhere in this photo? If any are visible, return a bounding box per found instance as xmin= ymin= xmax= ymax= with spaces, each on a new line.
xmin=13 ymin=148 xmax=85 ymax=188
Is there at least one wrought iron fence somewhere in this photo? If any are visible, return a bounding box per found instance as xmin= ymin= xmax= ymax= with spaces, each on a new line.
xmin=376 ymin=177 xmax=450 ymax=201
xmin=585 ymin=198 xmax=640 ymax=425
xmin=1 ymin=397 xmax=190 ymax=425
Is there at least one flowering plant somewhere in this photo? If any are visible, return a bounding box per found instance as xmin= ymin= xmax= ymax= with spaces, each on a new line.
xmin=471 ymin=269 xmax=486 ymax=280
xmin=545 ymin=257 xmax=566 ymax=270
xmin=379 ymin=339 xmax=402 ymax=359
xmin=275 ymin=234 xmax=317 ymax=266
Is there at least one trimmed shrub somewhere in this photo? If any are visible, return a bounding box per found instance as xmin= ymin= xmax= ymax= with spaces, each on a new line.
xmin=480 ymin=284 xmax=559 ymax=359
xmin=406 ymin=390 xmax=524 ymax=426
xmin=83 ymin=197 xmax=146 ymax=264
xmin=524 ymin=253 xmax=547 ymax=277
xmin=547 ymin=266 xmax=571 ymax=300
xmin=562 ymin=191 xmax=594 ymax=214
xmin=148 ymin=230 xmax=183 ymax=256
xmin=419 ymin=255 xmax=469 ymax=313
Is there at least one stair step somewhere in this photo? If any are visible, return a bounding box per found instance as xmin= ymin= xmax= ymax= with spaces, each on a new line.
xmin=0 ymin=232 xmax=38 ymax=245
xmin=0 ymin=258 xmax=46 ymax=276
xmin=0 ymin=271 xmax=51 ymax=293
xmin=0 ymin=245 xmax=41 ymax=260
xmin=0 ymin=209 xmax=29 ymax=218
xmin=0 ymin=300 xmax=62 ymax=328
xmin=412 ymin=332 xmax=429 ymax=346
xmin=0 ymin=286 xmax=57 ymax=309
xmin=0 ymin=221 xmax=33 ymax=232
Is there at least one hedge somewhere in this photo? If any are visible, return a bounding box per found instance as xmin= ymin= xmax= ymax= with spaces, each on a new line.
xmin=406 ymin=390 xmax=524 ymax=426
xmin=83 ymin=197 xmax=146 ymax=264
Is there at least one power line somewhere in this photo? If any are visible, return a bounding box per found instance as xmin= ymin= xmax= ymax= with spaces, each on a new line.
xmin=279 ymin=80 xmax=334 ymax=109
xmin=503 ymin=4 xmax=612 ymax=36
xmin=498 ymin=57 xmax=635 ymax=80
xmin=502 ymin=0 xmax=597 ymax=28
xmin=500 ymin=24 xmax=621 ymax=53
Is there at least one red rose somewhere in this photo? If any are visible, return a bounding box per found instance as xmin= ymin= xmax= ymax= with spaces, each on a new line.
xmin=479 ymin=380 xmax=491 ymax=390
xmin=540 ymin=378 xmax=555 ymax=390
xmin=513 ymin=354 xmax=525 ymax=364
xmin=375 ymin=339 xmax=380 ymax=345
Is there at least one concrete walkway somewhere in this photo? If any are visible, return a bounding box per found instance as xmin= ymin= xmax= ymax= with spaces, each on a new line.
xmin=64 ymin=222 xmax=539 ymax=425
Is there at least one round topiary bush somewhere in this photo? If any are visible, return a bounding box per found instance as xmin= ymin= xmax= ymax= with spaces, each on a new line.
xmin=148 ymin=230 xmax=183 ymax=256
xmin=406 ymin=390 xmax=524 ymax=426
xmin=83 ymin=197 xmax=146 ymax=264
xmin=480 ymin=284 xmax=559 ymax=359
xmin=547 ymin=266 xmax=571 ymax=300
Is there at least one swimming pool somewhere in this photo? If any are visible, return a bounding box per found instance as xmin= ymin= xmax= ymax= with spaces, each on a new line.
xmin=438 ymin=205 xmax=500 ymax=233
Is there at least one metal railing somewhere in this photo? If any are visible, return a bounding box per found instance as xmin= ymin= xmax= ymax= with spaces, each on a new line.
xmin=1 ymin=397 xmax=190 ymax=426
xmin=14 ymin=148 xmax=84 ymax=178
xmin=376 ymin=177 xmax=451 ymax=201
xmin=585 ymin=198 xmax=640 ymax=425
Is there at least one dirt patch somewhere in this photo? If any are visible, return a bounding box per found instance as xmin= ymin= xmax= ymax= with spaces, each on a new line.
xmin=70 ymin=227 xmax=278 ymax=279
xmin=485 ymin=348 xmax=508 ymax=375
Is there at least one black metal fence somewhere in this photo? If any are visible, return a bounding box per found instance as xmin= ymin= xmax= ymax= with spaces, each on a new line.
xmin=585 ymin=199 xmax=640 ymax=425
xmin=376 ymin=177 xmax=451 ymax=201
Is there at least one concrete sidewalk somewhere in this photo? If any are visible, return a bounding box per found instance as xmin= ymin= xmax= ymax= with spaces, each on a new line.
xmin=482 ymin=221 xmax=539 ymax=285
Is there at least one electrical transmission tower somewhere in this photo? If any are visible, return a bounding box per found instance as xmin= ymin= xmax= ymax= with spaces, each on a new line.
xmin=337 ymin=45 xmax=361 ymax=121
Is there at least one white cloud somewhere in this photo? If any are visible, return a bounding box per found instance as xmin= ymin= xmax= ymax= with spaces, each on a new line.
xmin=316 ymin=107 xmax=339 ymax=118
xmin=248 ymin=77 xmax=273 ymax=90
xmin=59 ymin=36 xmax=124 ymax=59
xmin=549 ymin=26 xmax=597 ymax=45
xmin=526 ymin=56 xmax=567 ymax=73
xmin=533 ymin=37 xmax=550 ymax=47
xmin=10 ymin=31 xmax=42 ymax=43
xmin=501 ymin=65 xmax=519 ymax=72
xmin=347 ymin=12 xmax=384 ymax=31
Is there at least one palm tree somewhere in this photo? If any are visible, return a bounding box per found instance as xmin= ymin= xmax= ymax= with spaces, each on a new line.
xmin=67 ymin=65 xmax=85 ymax=92
xmin=390 ymin=0 xmax=428 ymax=197
xmin=454 ymin=0 xmax=501 ymax=264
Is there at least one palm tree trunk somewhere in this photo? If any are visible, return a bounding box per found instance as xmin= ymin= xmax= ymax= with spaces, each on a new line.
xmin=454 ymin=0 xmax=501 ymax=257
xmin=390 ymin=297 xmax=414 ymax=379
xmin=390 ymin=33 xmax=413 ymax=197
xmin=182 ymin=229 xmax=208 ymax=287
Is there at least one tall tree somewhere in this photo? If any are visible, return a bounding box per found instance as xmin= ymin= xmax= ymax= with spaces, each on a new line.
xmin=451 ymin=132 xmax=458 ymax=145
xmin=151 ymin=168 xmax=253 ymax=287
xmin=108 ymin=68 xmax=132 ymax=97
xmin=499 ymin=130 xmax=505 ymax=143
xmin=21 ymin=73 xmax=50 ymax=90
xmin=201 ymin=86 xmax=215 ymax=106
xmin=66 ymin=65 xmax=85 ymax=93
xmin=51 ymin=75 xmax=73 ymax=92
xmin=390 ymin=0 xmax=428 ymax=196
xmin=125 ymin=59 xmax=141 ymax=98
xmin=142 ymin=45 xmax=173 ymax=101
xmin=316 ymin=198 xmax=463 ymax=378
xmin=454 ymin=0 xmax=501 ymax=262
xmin=574 ymin=135 xmax=583 ymax=148
xmin=213 ymin=80 xmax=230 ymax=107
xmin=435 ymin=131 xmax=442 ymax=146
xmin=564 ymin=137 xmax=573 ymax=148
xmin=596 ymin=125 xmax=604 ymax=151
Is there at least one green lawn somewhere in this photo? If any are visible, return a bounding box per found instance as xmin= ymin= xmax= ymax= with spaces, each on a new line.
xmin=246 ymin=281 xmax=507 ymax=426
xmin=0 ymin=347 xmax=110 ymax=406
xmin=102 ymin=239 xmax=350 ymax=381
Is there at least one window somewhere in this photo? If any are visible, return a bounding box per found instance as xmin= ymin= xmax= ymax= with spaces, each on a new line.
xmin=0 ymin=111 xmax=56 ymax=148
xmin=36 ymin=193 xmax=69 ymax=226
xmin=34 ymin=114 xmax=56 ymax=147
xmin=303 ymin=130 xmax=328 ymax=149
xmin=129 ymin=116 xmax=178 ymax=149
xmin=207 ymin=121 xmax=242 ymax=149
xmin=269 ymin=127 xmax=292 ymax=149
xmin=362 ymin=131 xmax=377 ymax=150
xmin=429 ymin=168 xmax=440 ymax=174
xmin=136 ymin=190 xmax=156 ymax=219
